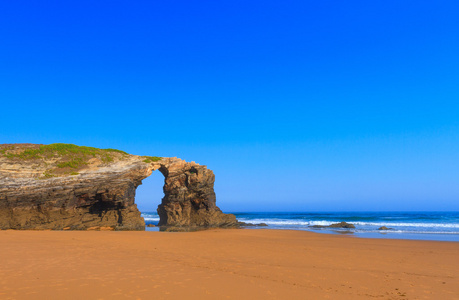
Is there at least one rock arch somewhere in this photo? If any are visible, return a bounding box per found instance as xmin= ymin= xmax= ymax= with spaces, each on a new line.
xmin=0 ymin=155 xmax=237 ymax=230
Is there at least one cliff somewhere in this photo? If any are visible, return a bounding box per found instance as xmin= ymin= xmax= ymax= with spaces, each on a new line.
xmin=0 ymin=144 xmax=237 ymax=230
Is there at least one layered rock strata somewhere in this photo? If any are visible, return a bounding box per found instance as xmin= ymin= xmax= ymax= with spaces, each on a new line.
xmin=0 ymin=144 xmax=237 ymax=230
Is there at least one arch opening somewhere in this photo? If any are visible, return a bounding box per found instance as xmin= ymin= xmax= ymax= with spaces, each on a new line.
xmin=135 ymin=170 xmax=164 ymax=230
xmin=133 ymin=158 xmax=238 ymax=231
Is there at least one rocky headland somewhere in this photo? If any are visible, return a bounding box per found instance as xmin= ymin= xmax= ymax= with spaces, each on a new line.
xmin=0 ymin=143 xmax=237 ymax=231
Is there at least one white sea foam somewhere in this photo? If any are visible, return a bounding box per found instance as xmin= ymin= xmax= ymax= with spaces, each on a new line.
xmin=355 ymin=230 xmax=459 ymax=235
xmin=238 ymin=218 xmax=312 ymax=226
xmin=141 ymin=213 xmax=160 ymax=222
xmin=237 ymin=218 xmax=459 ymax=229
xmin=349 ymin=221 xmax=459 ymax=229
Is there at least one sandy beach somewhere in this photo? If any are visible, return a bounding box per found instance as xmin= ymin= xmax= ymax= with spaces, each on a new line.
xmin=0 ymin=229 xmax=457 ymax=300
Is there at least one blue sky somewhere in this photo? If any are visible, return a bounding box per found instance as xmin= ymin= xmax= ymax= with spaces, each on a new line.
xmin=1 ymin=1 xmax=458 ymax=211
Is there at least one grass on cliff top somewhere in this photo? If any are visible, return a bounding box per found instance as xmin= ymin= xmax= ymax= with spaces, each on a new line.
xmin=5 ymin=143 xmax=128 ymax=160
xmin=2 ymin=143 xmax=160 ymax=179
xmin=142 ymin=156 xmax=162 ymax=163
xmin=5 ymin=143 xmax=129 ymax=165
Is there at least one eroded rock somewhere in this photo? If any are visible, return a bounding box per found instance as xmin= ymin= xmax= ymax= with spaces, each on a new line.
xmin=237 ymin=222 xmax=268 ymax=227
xmin=156 ymin=160 xmax=236 ymax=229
xmin=328 ymin=222 xmax=356 ymax=229
xmin=309 ymin=222 xmax=356 ymax=229
xmin=378 ymin=226 xmax=393 ymax=230
xmin=0 ymin=144 xmax=237 ymax=230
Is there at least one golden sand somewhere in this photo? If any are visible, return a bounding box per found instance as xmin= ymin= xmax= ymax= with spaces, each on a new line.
xmin=0 ymin=229 xmax=457 ymax=299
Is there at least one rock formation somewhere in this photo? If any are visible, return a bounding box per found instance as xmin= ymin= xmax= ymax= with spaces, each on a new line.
xmin=0 ymin=144 xmax=237 ymax=230
xmin=328 ymin=222 xmax=356 ymax=229
xmin=156 ymin=158 xmax=237 ymax=229
xmin=378 ymin=226 xmax=393 ymax=230
xmin=309 ymin=222 xmax=356 ymax=229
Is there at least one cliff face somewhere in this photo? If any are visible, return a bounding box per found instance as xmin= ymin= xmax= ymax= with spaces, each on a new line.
xmin=156 ymin=158 xmax=237 ymax=229
xmin=0 ymin=144 xmax=237 ymax=230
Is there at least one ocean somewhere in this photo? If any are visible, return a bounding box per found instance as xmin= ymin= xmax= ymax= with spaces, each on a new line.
xmin=141 ymin=211 xmax=459 ymax=242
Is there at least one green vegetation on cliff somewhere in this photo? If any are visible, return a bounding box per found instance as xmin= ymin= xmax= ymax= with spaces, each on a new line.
xmin=142 ymin=156 xmax=162 ymax=163
xmin=4 ymin=143 xmax=127 ymax=168
xmin=1 ymin=143 xmax=161 ymax=179
xmin=4 ymin=143 xmax=128 ymax=161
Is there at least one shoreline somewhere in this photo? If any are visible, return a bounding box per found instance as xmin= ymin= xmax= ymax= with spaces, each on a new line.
xmin=1 ymin=229 xmax=458 ymax=299
xmin=211 ymin=211 xmax=459 ymax=242
xmin=145 ymin=225 xmax=459 ymax=242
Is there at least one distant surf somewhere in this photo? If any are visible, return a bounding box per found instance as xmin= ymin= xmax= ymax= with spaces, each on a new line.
xmin=141 ymin=211 xmax=459 ymax=242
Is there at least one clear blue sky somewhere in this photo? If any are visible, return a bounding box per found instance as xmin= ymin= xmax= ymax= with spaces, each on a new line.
xmin=1 ymin=1 xmax=458 ymax=212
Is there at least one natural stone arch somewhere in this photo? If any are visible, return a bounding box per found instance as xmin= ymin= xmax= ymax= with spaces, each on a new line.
xmin=0 ymin=153 xmax=237 ymax=230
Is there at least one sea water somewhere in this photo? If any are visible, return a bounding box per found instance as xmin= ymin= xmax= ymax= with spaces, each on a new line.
xmin=141 ymin=211 xmax=459 ymax=242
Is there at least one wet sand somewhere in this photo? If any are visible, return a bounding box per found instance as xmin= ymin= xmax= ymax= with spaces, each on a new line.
xmin=0 ymin=229 xmax=458 ymax=299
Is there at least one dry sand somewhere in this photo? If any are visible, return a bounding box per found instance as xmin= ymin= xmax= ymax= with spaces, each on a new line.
xmin=0 ymin=229 xmax=458 ymax=300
